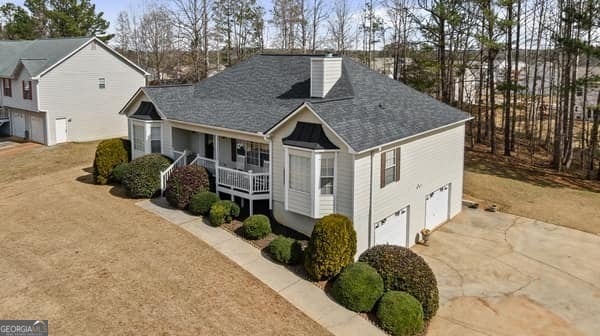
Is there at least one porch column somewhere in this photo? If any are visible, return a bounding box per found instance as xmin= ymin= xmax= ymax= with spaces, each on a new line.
xmin=214 ymin=134 xmax=219 ymax=189
xmin=250 ymin=200 xmax=254 ymax=216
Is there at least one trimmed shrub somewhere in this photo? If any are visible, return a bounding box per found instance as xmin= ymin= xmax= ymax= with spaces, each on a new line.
xmin=242 ymin=215 xmax=271 ymax=240
xmin=331 ymin=262 xmax=384 ymax=312
xmin=189 ymin=191 xmax=220 ymax=216
xmin=208 ymin=200 xmax=240 ymax=227
xmin=376 ymin=291 xmax=424 ymax=336
xmin=165 ymin=165 xmax=210 ymax=209
xmin=122 ymin=154 xmax=172 ymax=198
xmin=111 ymin=162 xmax=129 ymax=184
xmin=359 ymin=245 xmax=439 ymax=320
xmin=304 ymin=214 xmax=357 ymax=280
xmin=93 ymin=139 xmax=129 ymax=184
xmin=268 ymin=236 xmax=303 ymax=265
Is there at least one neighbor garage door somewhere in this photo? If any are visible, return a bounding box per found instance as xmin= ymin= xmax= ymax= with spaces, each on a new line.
xmin=425 ymin=184 xmax=450 ymax=230
xmin=30 ymin=115 xmax=45 ymax=144
xmin=374 ymin=207 xmax=408 ymax=247
xmin=12 ymin=111 xmax=26 ymax=138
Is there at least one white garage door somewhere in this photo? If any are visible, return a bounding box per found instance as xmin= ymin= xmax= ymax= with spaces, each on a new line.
xmin=375 ymin=207 xmax=408 ymax=247
xmin=55 ymin=118 xmax=67 ymax=144
xmin=425 ymin=184 xmax=450 ymax=230
xmin=12 ymin=112 xmax=26 ymax=138
xmin=30 ymin=115 xmax=45 ymax=144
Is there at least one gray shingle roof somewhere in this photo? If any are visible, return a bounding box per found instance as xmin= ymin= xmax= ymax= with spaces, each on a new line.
xmin=0 ymin=37 xmax=92 ymax=78
xmin=143 ymin=54 xmax=470 ymax=152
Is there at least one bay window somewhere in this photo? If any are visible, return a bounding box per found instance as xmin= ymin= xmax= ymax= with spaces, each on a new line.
xmin=133 ymin=125 xmax=144 ymax=151
xmin=289 ymin=155 xmax=311 ymax=193
xmin=320 ymin=157 xmax=334 ymax=195
xmin=150 ymin=126 xmax=161 ymax=153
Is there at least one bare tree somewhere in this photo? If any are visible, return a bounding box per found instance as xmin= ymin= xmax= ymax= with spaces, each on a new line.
xmin=115 ymin=11 xmax=132 ymax=52
xmin=308 ymin=0 xmax=327 ymax=53
xmin=328 ymin=0 xmax=353 ymax=54
xmin=140 ymin=5 xmax=174 ymax=83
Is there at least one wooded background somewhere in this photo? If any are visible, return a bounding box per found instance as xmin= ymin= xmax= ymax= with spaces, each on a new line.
xmin=1 ymin=0 xmax=599 ymax=179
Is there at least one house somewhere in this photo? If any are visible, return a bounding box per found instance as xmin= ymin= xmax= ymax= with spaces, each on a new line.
xmin=0 ymin=37 xmax=148 ymax=145
xmin=119 ymin=54 xmax=471 ymax=254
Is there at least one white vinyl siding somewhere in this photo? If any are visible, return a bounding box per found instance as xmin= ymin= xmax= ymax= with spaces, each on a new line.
xmin=38 ymin=40 xmax=146 ymax=145
xmin=353 ymin=124 xmax=466 ymax=254
xmin=310 ymin=58 xmax=342 ymax=98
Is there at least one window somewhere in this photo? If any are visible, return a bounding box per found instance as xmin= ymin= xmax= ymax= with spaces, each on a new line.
xmin=133 ymin=125 xmax=144 ymax=151
xmin=382 ymin=149 xmax=398 ymax=187
xmin=320 ymin=157 xmax=334 ymax=195
xmin=150 ymin=126 xmax=161 ymax=153
xmin=247 ymin=142 xmax=269 ymax=167
xmin=289 ymin=155 xmax=310 ymax=193
xmin=22 ymin=80 xmax=32 ymax=100
xmin=98 ymin=78 xmax=106 ymax=89
xmin=2 ymin=79 xmax=11 ymax=97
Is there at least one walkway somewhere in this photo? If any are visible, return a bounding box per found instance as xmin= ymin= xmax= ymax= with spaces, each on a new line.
xmin=137 ymin=198 xmax=386 ymax=336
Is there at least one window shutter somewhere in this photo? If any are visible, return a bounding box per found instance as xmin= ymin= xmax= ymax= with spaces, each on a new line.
xmin=395 ymin=148 xmax=401 ymax=182
xmin=380 ymin=151 xmax=385 ymax=188
xmin=231 ymin=139 xmax=237 ymax=162
xmin=22 ymin=80 xmax=25 ymax=98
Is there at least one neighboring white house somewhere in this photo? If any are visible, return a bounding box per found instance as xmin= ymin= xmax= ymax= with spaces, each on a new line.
xmin=120 ymin=54 xmax=471 ymax=255
xmin=0 ymin=37 xmax=148 ymax=145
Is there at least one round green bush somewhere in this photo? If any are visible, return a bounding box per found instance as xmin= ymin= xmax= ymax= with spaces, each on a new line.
xmin=304 ymin=214 xmax=357 ymax=281
xmin=93 ymin=139 xmax=129 ymax=184
xmin=359 ymin=245 xmax=439 ymax=320
xmin=208 ymin=200 xmax=240 ymax=227
xmin=189 ymin=191 xmax=220 ymax=216
xmin=110 ymin=162 xmax=129 ymax=184
xmin=165 ymin=165 xmax=210 ymax=209
xmin=376 ymin=291 xmax=424 ymax=336
xmin=242 ymin=215 xmax=271 ymax=240
xmin=268 ymin=236 xmax=303 ymax=265
xmin=331 ymin=262 xmax=384 ymax=312
xmin=122 ymin=154 xmax=172 ymax=198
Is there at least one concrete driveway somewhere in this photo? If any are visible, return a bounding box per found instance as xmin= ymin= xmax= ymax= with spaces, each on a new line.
xmin=413 ymin=209 xmax=600 ymax=336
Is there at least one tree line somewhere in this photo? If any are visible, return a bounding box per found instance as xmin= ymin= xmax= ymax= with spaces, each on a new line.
xmin=1 ymin=0 xmax=600 ymax=179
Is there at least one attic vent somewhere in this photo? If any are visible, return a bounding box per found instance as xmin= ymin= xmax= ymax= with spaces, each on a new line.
xmin=91 ymin=42 xmax=96 ymax=50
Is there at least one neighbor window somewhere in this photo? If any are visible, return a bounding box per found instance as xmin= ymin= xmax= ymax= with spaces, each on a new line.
xmin=133 ymin=125 xmax=144 ymax=151
xmin=150 ymin=126 xmax=161 ymax=153
xmin=320 ymin=157 xmax=334 ymax=195
xmin=99 ymin=78 xmax=106 ymax=89
xmin=383 ymin=149 xmax=396 ymax=186
xmin=2 ymin=78 xmax=11 ymax=97
xmin=289 ymin=154 xmax=310 ymax=193
xmin=22 ymin=80 xmax=32 ymax=100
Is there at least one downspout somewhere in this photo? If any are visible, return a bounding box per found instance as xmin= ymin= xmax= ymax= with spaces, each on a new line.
xmin=367 ymin=149 xmax=375 ymax=248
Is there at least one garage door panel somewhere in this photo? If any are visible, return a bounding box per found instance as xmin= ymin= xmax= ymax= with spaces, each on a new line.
xmin=12 ymin=112 xmax=26 ymax=138
xmin=375 ymin=207 xmax=408 ymax=247
xmin=31 ymin=115 xmax=45 ymax=143
xmin=425 ymin=184 xmax=450 ymax=230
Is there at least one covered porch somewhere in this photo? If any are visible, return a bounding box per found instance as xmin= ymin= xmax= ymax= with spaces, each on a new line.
xmin=165 ymin=126 xmax=271 ymax=215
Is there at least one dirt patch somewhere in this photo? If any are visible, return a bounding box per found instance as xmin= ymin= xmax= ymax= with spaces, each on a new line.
xmin=428 ymin=296 xmax=585 ymax=336
xmin=0 ymin=166 xmax=331 ymax=336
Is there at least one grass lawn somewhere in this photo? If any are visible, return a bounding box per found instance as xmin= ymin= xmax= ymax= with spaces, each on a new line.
xmin=0 ymin=141 xmax=331 ymax=335
xmin=464 ymin=147 xmax=600 ymax=235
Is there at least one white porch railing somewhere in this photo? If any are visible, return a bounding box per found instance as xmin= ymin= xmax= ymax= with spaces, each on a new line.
xmin=189 ymin=154 xmax=216 ymax=175
xmin=217 ymin=166 xmax=270 ymax=195
xmin=160 ymin=149 xmax=188 ymax=193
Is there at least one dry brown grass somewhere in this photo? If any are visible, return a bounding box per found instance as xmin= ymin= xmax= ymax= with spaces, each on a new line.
xmin=0 ymin=140 xmax=100 ymax=184
xmin=464 ymin=146 xmax=600 ymax=235
xmin=0 ymin=145 xmax=330 ymax=335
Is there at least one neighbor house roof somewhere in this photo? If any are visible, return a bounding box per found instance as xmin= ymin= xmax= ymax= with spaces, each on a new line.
xmin=0 ymin=37 xmax=148 ymax=79
xmin=138 ymin=55 xmax=470 ymax=152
